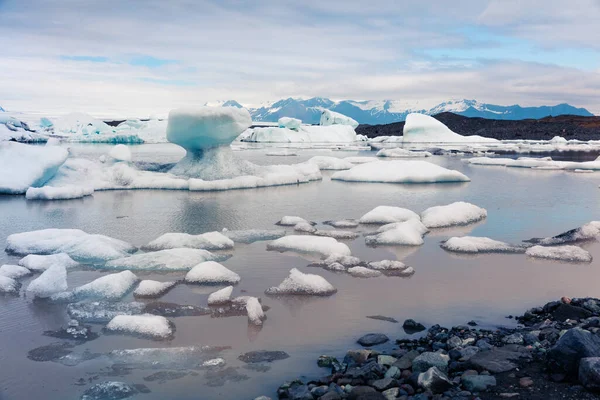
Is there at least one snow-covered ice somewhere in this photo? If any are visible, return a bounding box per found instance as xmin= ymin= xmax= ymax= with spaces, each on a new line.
xmin=278 ymin=117 xmax=302 ymax=131
xmin=368 ymin=260 xmax=408 ymax=271
xmin=104 ymin=248 xmax=225 ymax=271
xmin=526 ymin=221 xmax=600 ymax=245
xmin=266 ymin=150 xmax=297 ymax=156
xmin=331 ymin=160 xmax=470 ymax=184
xmin=347 ymin=266 xmax=382 ymax=278
xmin=314 ymin=229 xmax=359 ymax=240
xmin=69 ymin=271 xmax=139 ymax=300
xmin=267 ymin=235 xmax=351 ymax=257
xmin=376 ymin=148 xmax=432 ymax=158
xmin=0 ymin=142 xmax=68 ymax=194
xmin=421 ymin=202 xmax=487 ymax=228
xmin=105 ymin=314 xmax=173 ymax=339
xmin=207 ymin=286 xmax=233 ymax=305
xmin=323 ymin=219 xmax=359 ymax=228
xmin=307 ymin=156 xmax=353 ymax=170
xmin=441 ymin=236 xmax=527 ymax=253
xmin=276 ymin=216 xmax=313 ymax=226
xmin=320 ymin=110 xmax=359 ymax=129
xmin=365 ymin=219 xmax=428 ymax=246
xmin=133 ymin=280 xmax=177 ymax=298
xmin=143 ymin=231 xmax=234 ymax=251
xmin=465 ymin=155 xmax=600 ymax=171
xmin=18 ymin=253 xmax=78 ymax=271
xmin=265 ymin=268 xmax=337 ymax=296
xmin=67 ymin=301 xmax=145 ymax=323
xmin=25 ymin=185 xmax=94 ymax=200
xmin=246 ymin=297 xmax=265 ymax=326
xmin=323 ymin=254 xmax=362 ymax=267
xmin=221 ymin=229 xmax=286 ymax=243
xmin=107 ymin=345 xmax=228 ymax=369
xmin=294 ymin=222 xmax=317 ymax=233
xmin=403 ymin=113 xmax=499 ymax=144
xmin=344 ymin=156 xmax=377 ymax=164
xmin=27 ymin=265 xmax=67 ymax=298
xmin=184 ymin=261 xmax=241 ymax=284
xmin=242 ymin=125 xmax=357 ymax=143
xmin=0 ymin=264 xmax=31 ymax=279
xmin=359 ymin=206 xmax=420 ymax=224
xmin=0 ymin=276 xmax=19 ymax=294
xmin=108 ymin=144 xmax=132 ymax=162
xmin=525 ymin=245 xmax=592 ymax=263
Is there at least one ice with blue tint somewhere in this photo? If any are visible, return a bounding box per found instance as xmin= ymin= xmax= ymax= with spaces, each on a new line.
xmin=104 ymin=248 xmax=228 ymax=271
xmin=320 ymin=109 xmax=359 ymax=129
xmin=403 ymin=113 xmax=499 ymax=143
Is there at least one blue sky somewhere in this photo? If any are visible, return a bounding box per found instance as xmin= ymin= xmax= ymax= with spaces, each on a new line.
xmin=1 ymin=0 xmax=599 ymax=116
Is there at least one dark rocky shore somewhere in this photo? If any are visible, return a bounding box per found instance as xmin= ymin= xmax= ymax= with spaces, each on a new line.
xmin=356 ymin=113 xmax=600 ymax=141
xmin=260 ymin=297 xmax=600 ymax=400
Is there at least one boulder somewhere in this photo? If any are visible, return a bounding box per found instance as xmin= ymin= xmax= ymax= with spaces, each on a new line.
xmin=548 ymin=328 xmax=600 ymax=375
xmin=417 ymin=367 xmax=453 ymax=394
xmin=579 ymin=357 xmax=600 ymax=391
xmin=461 ymin=374 xmax=497 ymax=392
xmin=412 ymin=352 xmax=450 ymax=373
xmin=357 ymin=333 xmax=389 ymax=347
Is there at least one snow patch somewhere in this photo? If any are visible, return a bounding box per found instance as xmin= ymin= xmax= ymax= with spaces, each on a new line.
xmin=265 ymin=268 xmax=336 ymax=296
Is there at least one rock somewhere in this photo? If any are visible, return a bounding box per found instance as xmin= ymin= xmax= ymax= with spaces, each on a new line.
xmin=467 ymin=320 xmax=478 ymax=326
xmin=502 ymin=333 xmax=524 ymax=345
xmin=458 ymin=346 xmax=480 ymax=361
xmin=384 ymin=366 xmax=400 ymax=379
xmin=318 ymin=355 xmax=339 ymax=368
xmin=469 ymin=346 xmax=526 ymax=373
xmin=400 ymin=383 xmax=415 ymax=395
xmin=357 ymin=333 xmax=389 ymax=347
xmin=311 ymin=385 xmax=329 ymax=397
xmin=412 ymin=352 xmax=450 ymax=373
xmin=547 ymin=328 xmax=600 ymax=375
xmin=582 ymin=299 xmax=600 ymax=314
xmin=552 ymin=303 xmax=593 ymax=322
xmin=402 ymin=319 xmax=426 ymax=334
xmin=579 ymin=357 xmax=600 ymax=391
xmin=366 ymin=315 xmax=398 ymax=323
xmin=320 ymin=392 xmax=342 ymax=400
xmin=476 ymin=339 xmax=494 ymax=351
xmin=238 ymin=350 xmax=290 ymax=363
xmin=377 ymin=355 xmax=397 ymax=366
xmin=447 ymin=336 xmax=462 ymax=349
xmin=498 ymin=393 xmax=520 ymax=398
xmin=519 ymin=377 xmax=533 ymax=388
xmin=278 ymin=380 xmax=313 ymax=400
xmin=344 ymin=349 xmax=373 ymax=366
xmin=370 ymin=377 xmax=397 ymax=391
xmin=348 ymin=385 xmax=376 ymax=400
xmin=80 ymin=381 xmax=142 ymax=400
xmin=254 ymin=397 xmax=272 ymax=400
xmin=381 ymin=388 xmax=399 ymax=400
xmin=393 ymin=350 xmax=419 ymax=370
xmin=461 ymin=374 xmax=496 ymax=392
xmin=417 ymin=367 xmax=453 ymax=394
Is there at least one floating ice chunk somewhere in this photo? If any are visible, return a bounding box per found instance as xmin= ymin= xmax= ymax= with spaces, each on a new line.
xmin=267 ymin=235 xmax=351 ymax=257
xmin=265 ymin=268 xmax=336 ymax=296
xmin=18 ymin=253 xmax=79 ymax=272
xmin=323 ymin=219 xmax=359 ymax=228
xmin=67 ymin=301 xmax=145 ymax=322
xmin=108 ymin=144 xmax=132 ymax=162
xmin=278 ymin=117 xmax=302 ymax=131
xmin=323 ymin=262 xmax=347 ymax=271
xmin=71 ymin=271 xmax=138 ymax=300
xmin=244 ymin=125 xmax=357 ymax=143
xmin=359 ymin=206 xmax=420 ymax=224
xmin=344 ymin=156 xmax=377 ymax=164
xmin=134 ymin=280 xmax=177 ymax=298
xmin=108 ymin=345 xmax=229 ymax=369
xmin=207 ymin=286 xmax=233 ymax=305
xmin=441 ymin=236 xmax=526 ymax=253
xmin=221 ymin=229 xmax=285 ymax=244
xmin=25 ymin=185 xmax=94 ymax=200
xmin=105 ymin=248 xmax=224 ymax=271
xmin=0 ymin=264 xmax=31 ymax=279
xmin=294 ymin=222 xmax=317 ymax=233
xmin=421 ymin=202 xmax=487 ymax=228
xmin=376 ymin=148 xmax=432 ymax=158
xmin=525 ymin=221 xmax=600 ymax=245
xmin=53 ymin=112 xmax=112 ymax=136
xmin=403 ymin=113 xmax=499 ymax=143
xmin=144 ymin=231 xmax=234 ymax=251
xmin=0 ymin=276 xmax=19 ymax=293
xmin=331 ymin=160 xmax=470 ymax=184
xmin=550 ymin=136 xmax=568 ymax=144
xmin=266 ymin=150 xmax=297 ymax=156
xmin=7 ymin=229 xmax=136 ymax=262
xmin=525 ymin=245 xmax=592 ymax=263
xmin=185 ymin=261 xmax=241 ymax=284
xmin=246 ymin=297 xmax=265 ymax=326
xmin=368 ymin=260 xmax=408 ymax=270
xmin=314 ymin=229 xmax=360 ymax=240
xmin=0 ymin=142 xmax=68 ymax=194
xmin=365 ymin=219 xmax=427 ymax=246
xmin=81 ymin=381 xmax=139 ymax=400
xmin=27 ymin=265 xmax=67 ymax=298
xmin=574 ymin=169 xmax=594 ymax=173
xmin=106 ymin=314 xmax=173 ymax=339
xmin=323 ymin=254 xmax=362 ymax=267
xmin=347 ymin=266 xmax=382 ymax=278
xmin=276 ymin=216 xmax=312 ymax=226
xmin=307 ymin=156 xmax=353 ymax=170
xmin=320 ymin=110 xmax=359 ymax=129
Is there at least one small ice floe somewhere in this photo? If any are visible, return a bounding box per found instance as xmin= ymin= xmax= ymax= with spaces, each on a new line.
xmin=294 ymin=222 xmax=317 ymax=233
xmin=323 ymin=219 xmax=359 ymax=228
xmin=347 ymin=266 xmax=382 ymax=278
xmin=324 ymin=253 xmax=362 ymax=267
xmin=105 ymin=314 xmax=174 ymax=340
xmin=376 ymin=148 xmax=432 ymax=158
xmin=525 ymin=221 xmax=600 ymax=246
xmin=365 ymin=219 xmax=428 ymax=246
xmin=359 ymin=206 xmax=420 ymax=224
xmin=246 ymin=297 xmax=266 ymax=326
xmin=573 ymin=169 xmax=595 ymax=173
xmin=368 ymin=260 xmax=407 ymax=270
xmin=63 ymin=271 xmax=139 ymax=301
xmin=0 ymin=276 xmax=20 ymax=294
xmin=313 ymin=229 xmax=360 ymax=240
xmin=267 ymin=235 xmax=351 ymax=257
xmin=265 ymin=268 xmax=337 ymax=296
xmin=67 ymin=301 xmax=145 ymax=323
xmin=307 ymin=156 xmax=353 ymax=170
xmin=184 ymin=261 xmax=241 ymax=284
xmin=6 ymin=229 xmax=136 ymax=262
xmin=331 ymin=160 xmax=470 ymax=184
xmin=276 ymin=216 xmax=314 ymax=226
xmin=343 ymin=156 xmax=377 ymax=164
xmin=107 ymin=345 xmax=230 ymax=369
xmin=266 ymin=150 xmax=297 ymax=156
xmin=26 ymin=265 xmax=67 ymax=298
xmin=222 ymin=229 xmax=286 ymax=244
xmin=18 ymin=253 xmax=78 ymax=272
xmin=441 ymin=236 xmax=528 ymax=254
xmin=143 ymin=231 xmax=234 ymax=251
xmin=421 ymin=202 xmax=487 ymax=228
xmin=81 ymin=381 xmax=141 ymax=400
xmin=134 ymin=280 xmax=177 ymax=298
xmin=0 ymin=264 xmax=31 ymax=279
xmin=108 ymin=144 xmax=132 ymax=162
xmin=104 ymin=248 xmax=226 ymax=271
xmin=207 ymin=286 xmax=234 ymax=305
xmin=25 ymin=185 xmax=94 ymax=200
xmin=525 ymin=245 xmax=593 ymax=263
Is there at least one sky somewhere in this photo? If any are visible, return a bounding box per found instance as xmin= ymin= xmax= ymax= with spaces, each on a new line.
xmin=1 ymin=0 xmax=600 ymax=117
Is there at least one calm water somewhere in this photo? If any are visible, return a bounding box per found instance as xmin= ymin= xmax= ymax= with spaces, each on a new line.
xmin=1 ymin=144 xmax=600 ymax=399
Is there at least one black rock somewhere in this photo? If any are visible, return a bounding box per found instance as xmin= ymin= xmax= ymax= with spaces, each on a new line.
xmin=579 ymin=357 xmax=600 ymax=391
xmin=238 ymin=350 xmax=290 ymax=363
xmin=27 ymin=342 xmax=74 ymax=362
xmin=417 ymin=366 xmax=453 ymax=394
xmin=366 ymin=315 xmax=398 ymax=323
xmin=402 ymin=319 xmax=426 ymax=334
xmin=80 ymin=381 xmax=143 ymax=400
xmin=552 ymin=303 xmax=593 ymax=322
xmin=370 ymin=377 xmax=397 ymax=391
xmin=348 ymin=386 xmax=377 ymax=400
xmin=357 ymin=333 xmax=389 ymax=347
xmin=547 ymin=328 xmax=600 ymax=375
xmin=319 ymin=391 xmax=342 ymax=400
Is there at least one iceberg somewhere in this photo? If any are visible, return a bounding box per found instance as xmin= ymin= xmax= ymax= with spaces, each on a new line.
xmin=68 ymin=271 xmax=138 ymax=301
xmin=18 ymin=253 xmax=78 ymax=272
xmin=207 ymin=286 xmax=233 ymax=305
xmin=105 ymin=314 xmax=173 ymax=339
xmin=365 ymin=219 xmax=428 ymax=246
xmin=347 ymin=266 xmax=382 ymax=278
xmin=184 ymin=261 xmax=241 ymax=284
xmin=0 ymin=264 xmax=31 ymax=279
xmin=359 ymin=206 xmax=420 ymax=224
xmin=403 ymin=113 xmax=499 ymax=143
xmin=67 ymin=301 xmax=145 ymax=323
xmin=108 ymin=144 xmax=132 ymax=162
xmin=25 ymin=185 xmax=94 ymax=200
xmin=331 ymin=160 xmax=470 ymax=184
xmin=320 ymin=110 xmax=359 ymax=129
xmin=267 ymin=235 xmax=351 ymax=257
xmin=525 ymin=221 xmax=600 ymax=245
xmin=278 ymin=117 xmax=302 ymax=131
xmin=143 ymin=231 xmax=234 ymax=251
xmin=307 ymin=156 xmax=354 ymax=170
xmin=421 ymin=202 xmax=487 ymax=228
xmin=0 ymin=276 xmax=19 ymax=294
xmin=441 ymin=236 xmax=527 ymax=253
xmin=276 ymin=216 xmax=313 ymax=226
xmin=242 ymin=125 xmax=357 ymax=143
xmin=525 ymin=245 xmax=592 ymax=263
xmin=246 ymin=297 xmax=265 ymax=326
xmin=133 ymin=280 xmax=177 ymax=298
xmin=265 ymin=268 xmax=337 ymax=296
xmin=0 ymin=142 xmax=68 ymax=194
xmin=221 ymin=229 xmax=286 ymax=244
xmin=266 ymin=150 xmax=297 ymax=156
xmin=376 ymin=148 xmax=432 ymax=158
xmin=27 ymin=265 xmax=67 ymax=298
xmin=104 ymin=248 xmax=225 ymax=271
xmin=294 ymin=222 xmax=317 ymax=233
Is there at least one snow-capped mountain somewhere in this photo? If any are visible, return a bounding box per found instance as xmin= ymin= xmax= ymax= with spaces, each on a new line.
xmin=0 ymin=105 xmax=5 ymax=112
xmin=238 ymin=98 xmax=593 ymax=125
